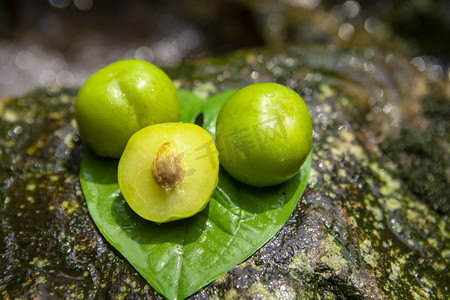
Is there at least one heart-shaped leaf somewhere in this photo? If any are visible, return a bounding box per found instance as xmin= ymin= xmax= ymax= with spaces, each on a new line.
xmin=79 ymin=89 xmax=312 ymax=299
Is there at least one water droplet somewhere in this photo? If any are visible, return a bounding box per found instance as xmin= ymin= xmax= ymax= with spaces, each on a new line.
xmin=338 ymin=23 xmax=355 ymax=41
xmin=342 ymin=0 xmax=360 ymax=18
xmin=411 ymin=57 xmax=426 ymax=72
xmin=74 ymin=0 xmax=93 ymax=11
xmin=313 ymin=73 xmax=322 ymax=81
xmin=15 ymin=50 xmax=36 ymax=70
xmin=49 ymin=0 xmax=70 ymax=9
xmin=134 ymin=46 xmax=154 ymax=61
xmin=56 ymin=70 xmax=75 ymax=86
xmin=39 ymin=70 xmax=56 ymax=85
xmin=13 ymin=126 xmax=23 ymax=135
xmin=364 ymin=48 xmax=375 ymax=60
xmin=289 ymin=0 xmax=321 ymax=10
xmin=265 ymin=91 xmax=275 ymax=98
xmin=364 ymin=17 xmax=380 ymax=34
xmin=426 ymin=64 xmax=443 ymax=82
xmin=364 ymin=62 xmax=376 ymax=73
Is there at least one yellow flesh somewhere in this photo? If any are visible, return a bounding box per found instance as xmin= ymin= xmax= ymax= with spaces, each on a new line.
xmin=118 ymin=123 xmax=219 ymax=223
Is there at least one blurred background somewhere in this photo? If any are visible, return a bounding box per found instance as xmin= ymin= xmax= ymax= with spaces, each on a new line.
xmin=0 ymin=0 xmax=449 ymax=98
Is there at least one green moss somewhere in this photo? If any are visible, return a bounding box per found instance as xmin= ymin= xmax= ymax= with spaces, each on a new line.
xmin=380 ymin=122 xmax=449 ymax=215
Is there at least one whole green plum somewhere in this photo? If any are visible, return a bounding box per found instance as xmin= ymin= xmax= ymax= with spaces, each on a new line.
xmin=75 ymin=59 xmax=179 ymax=158
xmin=216 ymin=83 xmax=312 ymax=187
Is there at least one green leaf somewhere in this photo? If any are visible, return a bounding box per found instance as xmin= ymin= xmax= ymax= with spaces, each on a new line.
xmin=177 ymin=89 xmax=204 ymax=123
xmin=200 ymin=88 xmax=238 ymax=138
xmin=79 ymin=89 xmax=312 ymax=300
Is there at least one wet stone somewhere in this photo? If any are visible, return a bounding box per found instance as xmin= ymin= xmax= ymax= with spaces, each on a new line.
xmin=1 ymin=45 xmax=449 ymax=299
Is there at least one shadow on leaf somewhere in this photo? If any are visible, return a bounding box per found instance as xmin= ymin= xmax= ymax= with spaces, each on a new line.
xmin=111 ymin=193 xmax=209 ymax=246
xmin=215 ymin=166 xmax=304 ymax=215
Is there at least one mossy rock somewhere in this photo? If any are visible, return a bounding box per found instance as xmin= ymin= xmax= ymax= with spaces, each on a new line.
xmin=1 ymin=45 xmax=449 ymax=299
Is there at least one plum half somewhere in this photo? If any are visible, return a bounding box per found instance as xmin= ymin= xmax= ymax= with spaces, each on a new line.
xmin=118 ymin=123 xmax=219 ymax=223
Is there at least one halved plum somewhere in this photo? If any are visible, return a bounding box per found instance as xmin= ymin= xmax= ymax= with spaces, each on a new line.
xmin=118 ymin=122 xmax=219 ymax=223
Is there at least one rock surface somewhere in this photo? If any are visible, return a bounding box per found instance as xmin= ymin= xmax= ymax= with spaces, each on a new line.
xmin=1 ymin=45 xmax=449 ymax=299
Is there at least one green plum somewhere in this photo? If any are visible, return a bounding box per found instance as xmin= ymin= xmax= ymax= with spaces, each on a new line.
xmin=216 ymin=83 xmax=312 ymax=187
xmin=118 ymin=123 xmax=219 ymax=223
xmin=75 ymin=59 xmax=179 ymax=158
